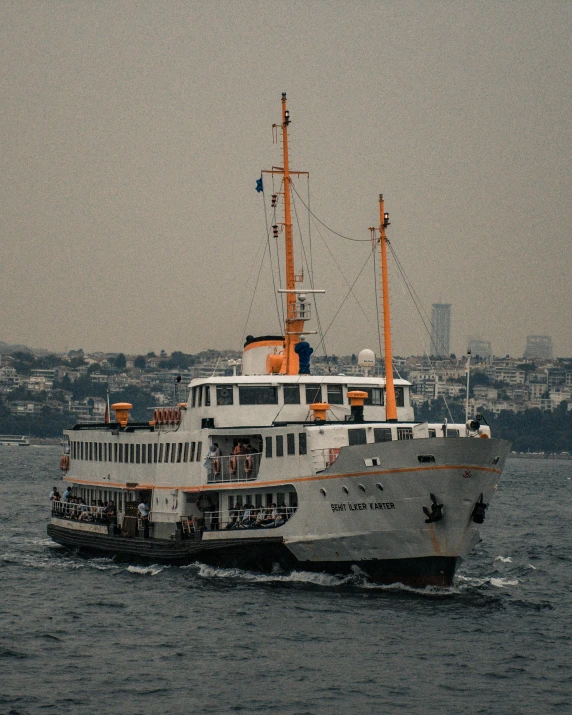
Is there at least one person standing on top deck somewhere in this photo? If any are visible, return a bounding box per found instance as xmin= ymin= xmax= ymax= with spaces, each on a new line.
xmin=294 ymin=335 xmax=313 ymax=375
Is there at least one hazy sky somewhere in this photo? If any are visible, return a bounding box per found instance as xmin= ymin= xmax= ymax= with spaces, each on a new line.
xmin=2 ymin=1 xmax=571 ymax=359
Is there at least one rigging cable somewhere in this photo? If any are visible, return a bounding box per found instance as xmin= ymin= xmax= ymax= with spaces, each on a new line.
xmin=372 ymin=247 xmax=384 ymax=377
xmin=313 ymin=245 xmax=377 ymax=354
xmin=291 ymin=185 xmax=331 ymax=372
xmin=388 ymin=242 xmax=454 ymax=421
xmin=291 ymin=185 xmax=370 ymax=242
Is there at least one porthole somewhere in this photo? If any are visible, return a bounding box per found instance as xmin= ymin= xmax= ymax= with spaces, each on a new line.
xmin=492 ymin=456 xmax=500 ymax=465
xmin=320 ymin=488 xmax=327 ymax=497
xmin=358 ymin=484 xmax=366 ymax=492
xmin=376 ymin=482 xmax=384 ymax=492
xmin=342 ymin=486 xmax=349 ymax=495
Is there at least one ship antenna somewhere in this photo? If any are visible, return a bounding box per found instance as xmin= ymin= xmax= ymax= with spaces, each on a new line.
xmin=378 ymin=194 xmax=398 ymax=422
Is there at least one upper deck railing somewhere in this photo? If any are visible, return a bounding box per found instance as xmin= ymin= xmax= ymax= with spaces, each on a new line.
xmin=206 ymin=453 xmax=262 ymax=483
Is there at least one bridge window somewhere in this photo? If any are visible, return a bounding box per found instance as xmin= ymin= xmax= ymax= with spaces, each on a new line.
xmin=287 ymin=433 xmax=296 ymax=455
xmin=276 ymin=435 xmax=284 ymax=457
xmin=204 ymin=387 xmax=211 ymax=407
xmin=299 ymin=433 xmax=307 ymax=455
xmin=327 ymin=385 xmax=343 ymax=404
xmin=265 ymin=437 xmax=273 ymax=458
xmin=217 ymin=385 xmax=234 ymax=405
xmin=429 ymin=429 xmax=436 ymax=438
xmin=353 ymin=387 xmax=383 ymax=405
xmin=239 ymin=386 xmax=278 ymax=405
xmin=349 ymin=428 xmax=367 ymax=446
xmin=395 ymin=387 xmax=405 ymax=407
xmin=136 ymin=445 xmax=140 ymax=464
xmin=447 ymin=429 xmax=460 ymax=437
xmin=183 ymin=443 xmax=189 ymax=462
xmin=189 ymin=442 xmax=196 ymax=462
xmin=196 ymin=442 xmax=202 ymax=462
xmin=284 ymin=385 xmax=300 ymax=404
xmin=305 ymin=385 xmax=322 ymax=404
xmin=397 ymin=427 xmax=413 ymax=440
xmin=374 ymin=428 xmax=392 ymax=443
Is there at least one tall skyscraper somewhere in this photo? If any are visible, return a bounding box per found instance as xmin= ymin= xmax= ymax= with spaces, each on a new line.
xmin=431 ymin=304 xmax=451 ymax=356
xmin=523 ymin=335 xmax=553 ymax=360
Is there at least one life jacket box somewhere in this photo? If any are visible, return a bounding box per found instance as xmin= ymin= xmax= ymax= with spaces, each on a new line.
xmin=122 ymin=515 xmax=138 ymax=537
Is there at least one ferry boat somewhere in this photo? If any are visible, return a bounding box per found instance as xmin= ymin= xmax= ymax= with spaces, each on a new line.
xmin=48 ymin=94 xmax=510 ymax=587
xmin=0 ymin=434 xmax=30 ymax=446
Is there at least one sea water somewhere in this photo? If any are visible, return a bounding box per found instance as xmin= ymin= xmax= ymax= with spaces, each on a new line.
xmin=1 ymin=447 xmax=571 ymax=714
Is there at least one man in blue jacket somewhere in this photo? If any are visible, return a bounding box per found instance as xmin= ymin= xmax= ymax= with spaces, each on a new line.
xmin=294 ymin=335 xmax=314 ymax=375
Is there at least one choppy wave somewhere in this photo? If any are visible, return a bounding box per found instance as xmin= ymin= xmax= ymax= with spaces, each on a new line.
xmin=126 ymin=564 xmax=167 ymax=576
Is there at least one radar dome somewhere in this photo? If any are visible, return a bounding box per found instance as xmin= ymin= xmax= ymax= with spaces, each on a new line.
xmin=357 ymin=349 xmax=375 ymax=368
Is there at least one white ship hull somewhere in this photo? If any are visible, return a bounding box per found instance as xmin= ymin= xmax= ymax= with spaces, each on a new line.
xmin=48 ymin=435 xmax=509 ymax=587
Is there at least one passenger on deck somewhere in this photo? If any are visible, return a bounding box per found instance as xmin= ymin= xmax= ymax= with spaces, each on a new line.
xmin=62 ymin=486 xmax=72 ymax=503
xmin=240 ymin=504 xmax=256 ymax=528
xmin=106 ymin=501 xmax=117 ymax=524
xmin=78 ymin=499 xmax=92 ymax=522
xmin=49 ymin=487 xmax=57 ymax=500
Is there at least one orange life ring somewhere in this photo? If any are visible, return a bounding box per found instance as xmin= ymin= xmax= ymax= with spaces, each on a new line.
xmin=479 ymin=433 xmax=490 ymax=438
xmin=60 ymin=455 xmax=70 ymax=472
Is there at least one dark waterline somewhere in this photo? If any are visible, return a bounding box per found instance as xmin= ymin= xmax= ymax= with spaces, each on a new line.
xmin=2 ymin=448 xmax=571 ymax=714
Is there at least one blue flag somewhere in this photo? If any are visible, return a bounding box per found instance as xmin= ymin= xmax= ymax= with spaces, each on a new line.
xmin=255 ymin=177 xmax=263 ymax=193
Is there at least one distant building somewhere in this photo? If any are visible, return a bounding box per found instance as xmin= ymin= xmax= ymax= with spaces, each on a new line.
xmin=524 ymin=335 xmax=553 ymax=360
xmin=468 ymin=339 xmax=492 ymax=361
xmin=431 ymin=304 xmax=451 ymax=356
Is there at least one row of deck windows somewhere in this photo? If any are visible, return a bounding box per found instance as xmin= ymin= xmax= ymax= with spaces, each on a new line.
xmin=191 ymin=384 xmax=405 ymax=408
xmin=70 ymin=440 xmax=203 ymax=464
xmin=264 ymin=433 xmax=307 ymax=458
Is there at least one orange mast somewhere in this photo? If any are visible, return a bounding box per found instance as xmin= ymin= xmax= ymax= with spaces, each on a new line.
xmin=280 ymin=93 xmax=304 ymax=374
xmin=378 ymin=194 xmax=398 ymax=421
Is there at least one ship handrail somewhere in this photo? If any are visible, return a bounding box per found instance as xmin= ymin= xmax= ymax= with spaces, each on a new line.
xmin=51 ymin=501 xmax=118 ymax=521
xmin=206 ymin=452 xmax=262 ymax=483
xmin=195 ymin=504 xmax=297 ymax=532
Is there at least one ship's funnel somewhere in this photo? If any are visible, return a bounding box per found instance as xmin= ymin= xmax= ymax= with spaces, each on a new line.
xmin=242 ymin=335 xmax=285 ymax=375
